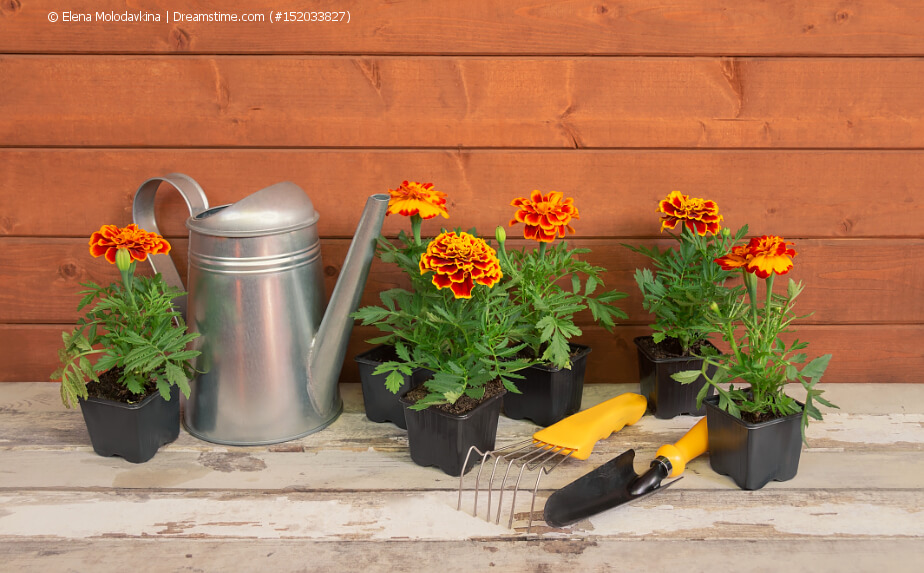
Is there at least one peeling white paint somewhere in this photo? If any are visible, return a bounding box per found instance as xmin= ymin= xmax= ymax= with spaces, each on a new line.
xmin=586 ymin=502 xmax=924 ymax=538
xmin=1 ymin=491 xmax=920 ymax=541
xmin=812 ymin=413 xmax=924 ymax=445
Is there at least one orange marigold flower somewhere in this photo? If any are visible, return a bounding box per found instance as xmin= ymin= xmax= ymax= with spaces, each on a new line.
xmin=419 ymin=231 xmax=502 ymax=299
xmin=509 ymin=190 xmax=579 ymax=243
xmin=88 ymin=224 xmax=171 ymax=265
xmin=658 ymin=191 xmax=723 ymax=236
xmin=386 ymin=180 xmax=449 ymax=220
xmin=715 ymin=235 xmax=797 ymax=279
xmin=714 ymin=244 xmax=752 ymax=271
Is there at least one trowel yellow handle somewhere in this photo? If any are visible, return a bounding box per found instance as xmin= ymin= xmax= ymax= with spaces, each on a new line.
xmin=655 ymin=417 xmax=708 ymax=477
xmin=532 ymin=393 xmax=647 ymax=460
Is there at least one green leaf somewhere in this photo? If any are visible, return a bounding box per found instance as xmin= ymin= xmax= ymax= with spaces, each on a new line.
xmin=584 ymin=275 xmax=598 ymax=296
xmin=385 ymin=371 xmax=406 ymax=394
xmin=671 ymin=370 xmax=703 ymax=385
xmin=801 ymin=354 xmax=832 ymax=380
xmin=395 ymin=341 xmax=411 ymax=362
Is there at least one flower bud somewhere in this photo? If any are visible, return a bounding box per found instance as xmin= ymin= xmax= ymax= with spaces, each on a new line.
xmin=709 ymin=302 xmax=720 ymax=313
xmin=722 ymin=227 xmax=731 ymax=237
xmin=115 ymin=248 xmax=132 ymax=272
xmin=495 ymin=225 xmax=507 ymax=246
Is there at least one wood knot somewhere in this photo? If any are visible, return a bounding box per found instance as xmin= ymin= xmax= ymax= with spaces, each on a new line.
xmin=0 ymin=216 xmax=14 ymax=234
xmin=58 ymin=262 xmax=79 ymax=279
xmin=598 ymin=4 xmax=609 ymax=14
xmin=835 ymin=10 xmax=850 ymax=22
xmin=324 ymin=265 xmax=339 ymax=277
xmin=1 ymin=0 xmax=22 ymax=14
xmin=802 ymin=24 xmax=815 ymax=32
xmin=170 ymin=27 xmax=191 ymax=51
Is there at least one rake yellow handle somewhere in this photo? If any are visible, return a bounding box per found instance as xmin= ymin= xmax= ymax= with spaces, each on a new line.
xmin=532 ymin=392 xmax=647 ymax=460
xmin=655 ymin=417 xmax=708 ymax=477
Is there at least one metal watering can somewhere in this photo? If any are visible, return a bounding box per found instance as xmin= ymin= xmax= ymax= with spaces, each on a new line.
xmin=132 ymin=173 xmax=388 ymax=445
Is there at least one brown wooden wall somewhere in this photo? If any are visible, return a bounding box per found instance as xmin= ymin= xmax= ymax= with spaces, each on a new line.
xmin=2 ymin=1 xmax=922 ymax=384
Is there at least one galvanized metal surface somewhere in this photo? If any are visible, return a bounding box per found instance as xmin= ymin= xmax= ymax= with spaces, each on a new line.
xmin=132 ymin=175 xmax=388 ymax=445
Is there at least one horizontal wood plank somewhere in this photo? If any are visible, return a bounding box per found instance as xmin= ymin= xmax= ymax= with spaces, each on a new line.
xmin=1 ymin=488 xmax=921 ymax=540
xmin=2 ymin=149 xmax=922 ymax=239
xmin=6 ymin=323 xmax=923 ymax=384
xmin=4 ymin=1 xmax=924 ymax=56
xmin=1 ymin=384 xmax=919 ymax=458
xmin=4 ymin=57 xmax=924 ymax=148
xmin=3 ymin=238 xmax=921 ymax=325
xmin=2 ymin=538 xmax=922 ymax=572
xmin=0 ymin=383 xmax=920 ymax=569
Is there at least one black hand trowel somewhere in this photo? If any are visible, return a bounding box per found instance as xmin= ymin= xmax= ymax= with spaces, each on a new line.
xmin=543 ymin=418 xmax=708 ymax=527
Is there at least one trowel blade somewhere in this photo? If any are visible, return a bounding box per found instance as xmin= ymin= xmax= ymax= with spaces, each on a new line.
xmin=542 ymin=449 xmax=680 ymax=528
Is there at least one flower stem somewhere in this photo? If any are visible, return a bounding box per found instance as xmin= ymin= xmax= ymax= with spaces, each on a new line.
xmin=538 ymin=242 xmax=547 ymax=258
xmin=117 ymin=254 xmax=137 ymax=310
xmin=411 ymin=215 xmax=422 ymax=246
xmin=744 ymin=270 xmax=758 ymax=323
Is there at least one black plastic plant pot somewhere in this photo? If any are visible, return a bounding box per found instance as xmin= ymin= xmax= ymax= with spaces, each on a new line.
xmin=355 ymin=345 xmax=427 ymax=430
xmin=78 ymin=385 xmax=180 ymax=464
xmin=634 ymin=336 xmax=718 ymax=419
xmin=503 ymin=344 xmax=591 ymax=427
xmin=400 ymin=389 xmax=506 ymax=477
xmin=704 ymin=395 xmax=803 ymax=490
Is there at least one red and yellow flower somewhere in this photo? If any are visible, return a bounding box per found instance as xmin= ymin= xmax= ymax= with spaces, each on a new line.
xmin=715 ymin=235 xmax=797 ymax=279
xmin=509 ymin=190 xmax=579 ymax=243
xmin=88 ymin=224 xmax=171 ymax=265
xmin=658 ymin=191 xmax=723 ymax=236
xmin=419 ymin=231 xmax=502 ymax=299
xmin=386 ymin=180 xmax=449 ymax=220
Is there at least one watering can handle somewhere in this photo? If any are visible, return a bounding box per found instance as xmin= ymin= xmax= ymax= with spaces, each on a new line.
xmin=132 ymin=173 xmax=209 ymax=319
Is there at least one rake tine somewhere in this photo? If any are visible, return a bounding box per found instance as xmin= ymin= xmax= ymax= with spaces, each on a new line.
xmin=525 ymin=465 xmax=550 ymax=534
xmin=494 ymin=443 xmax=556 ymax=525
xmin=508 ymin=447 xmax=566 ymax=529
xmin=458 ymin=445 xmax=484 ymax=511
xmin=525 ymin=443 xmax=566 ymax=471
xmin=485 ymin=440 xmax=535 ymax=521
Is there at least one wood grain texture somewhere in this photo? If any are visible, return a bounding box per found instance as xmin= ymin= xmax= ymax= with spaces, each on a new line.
xmin=4 ymin=56 xmax=924 ymax=148
xmin=3 ymin=237 xmax=921 ymax=325
xmin=4 ymin=1 xmax=924 ymax=56
xmin=3 ymin=539 xmax=923 ymax=573
xmin=0 ymin=383 xmax=921 ymax=569
xmin=2 ymin=149 xmax=922 ymax=239
xmin=1 ymin=384 xmax=920 ymax=456
xmin=7 ymin=323 xmax=922 ymax=384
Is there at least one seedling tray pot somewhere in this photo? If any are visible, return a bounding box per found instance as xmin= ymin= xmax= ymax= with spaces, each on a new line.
xmin=78 ymin=385 xmax=180 ymax=464
xmin=400 ymin=389 xmax=506 ymax=477
xmin=355 ymin=345 xmax=427 ymax=429
xmin=503 ymin=344 xmax=591 ymax=427
xmin=704 ymin=395 xmax=803 ymax=490
xmin=634 ymin=336 xmax=717 ymax=419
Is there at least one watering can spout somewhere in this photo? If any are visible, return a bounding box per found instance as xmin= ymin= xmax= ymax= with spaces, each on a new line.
xmin=308 ymin=194 xmax=389 ymax=398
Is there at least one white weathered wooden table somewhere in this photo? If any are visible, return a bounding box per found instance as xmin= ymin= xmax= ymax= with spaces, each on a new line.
xmin=0 ymin=383 xmax=922 ymax=572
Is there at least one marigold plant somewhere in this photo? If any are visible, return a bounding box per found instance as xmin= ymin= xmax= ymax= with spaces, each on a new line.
xmin=497 ymin=191 xmax=627 ymax=369
xmin=353 ymin=184 xmax=531 ymax=410
xmin=419 ymin=231 xmax=502 ymax=299
xmin=54 ymin=225 xmax=200 ymax=408
xmin=89 ymin=223 xmax=171 ymax=264
xmin=658 ymin=190 xmax=723 ymax=235
xmin=673 ymin=235 xmax=836 ymax=438
xmin=509 ymin=190 xmax=580 ymax=243
xmin=626 ymin=191 xmax=746 ymax=355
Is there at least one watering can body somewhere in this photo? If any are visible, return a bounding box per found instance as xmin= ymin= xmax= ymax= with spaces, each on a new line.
xmin=133 ymin=174 xmax=388 ymax=445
